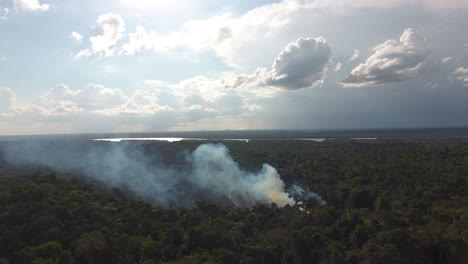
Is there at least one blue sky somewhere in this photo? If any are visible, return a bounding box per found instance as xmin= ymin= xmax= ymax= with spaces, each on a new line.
xmin=0 ymin=0 xmax=468 ymax=135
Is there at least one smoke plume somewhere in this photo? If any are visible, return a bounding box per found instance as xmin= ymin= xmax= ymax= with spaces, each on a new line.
xmin=1 ymin=141 xmax=323 ymax=207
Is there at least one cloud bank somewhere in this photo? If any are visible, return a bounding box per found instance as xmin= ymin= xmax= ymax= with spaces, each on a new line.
xmin=41 ymin=83 xmax=128 ymax=111
xmin=0 ymin=36 xmax=335 ymax=131
xmin=0 ymin=76 xmax=251 ymax=133
xmin=73 ymin=0 xmax=467 ymax=68
xmin=1 ymin=0 xmax=468 ymax=134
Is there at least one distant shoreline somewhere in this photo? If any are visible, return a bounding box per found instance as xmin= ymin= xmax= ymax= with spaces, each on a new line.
xmin=1 ymin=127 xmax=468 ymax=140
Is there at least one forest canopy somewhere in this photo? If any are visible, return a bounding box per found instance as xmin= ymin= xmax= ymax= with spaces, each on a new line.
xmin=0 ymin=138 xmax=467 ymax=264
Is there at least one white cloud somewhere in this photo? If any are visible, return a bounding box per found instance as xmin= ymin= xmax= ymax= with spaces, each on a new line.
xmin=348 ymin=49 xmax=360 ymax=63
xmin=111 ymin=0 xmax=311 ymax=69
xmin=425 ymin=82 xmax=439 ymax=89
xmin=111 ymin=0 xmax=465 ymax=68
xmin=441 ymin=56 xmax=454 ymax=64
xmin=3 ymin=0 xmax=468 ymax=134
xmin=76 ymin=13 xmax=125 ymax=57
xmin=162 ymin=2 xmax=309 ymax=68
xmin=41 ymin=83 xmax=128 ymax=111
xmin=334 ymin=62 xmax=342 ymax=71
xmin=119 ymin=13 xmax=236 ymax=56
xmin=342 ymin=28 xmax=430 ymax=87
xmin=309 ymin=0 xmax=468 ymax=11
xmin=0 ymin=87 xmax=16 ymax=114
xmin=69 ymin=31 xmax=83 ymax=43
xmin=451 ymin=67 xmax=468 ymax=87
xmin=114 ymin=89 xmax=172 ymax=115
xmin=265 ymin=37 xmax=332 ymax=89
xmin=3 ymin=77 xmax=249 ymax=133
xmin=14 ymin=0 xmax=50 ymax=12
xmin=229 ymin=37 xmax=332 ymax=90
xmin=0 ymin=53 xmax=6 ymax=62
xmin=120 ymin=25 xmax=159 ymax=55
xmin=0 ymin=7 xmax=9 ymax=20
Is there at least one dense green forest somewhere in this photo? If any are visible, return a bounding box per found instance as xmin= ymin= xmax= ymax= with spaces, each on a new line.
xmin=0 ymin=139 xmax=467 ymax=263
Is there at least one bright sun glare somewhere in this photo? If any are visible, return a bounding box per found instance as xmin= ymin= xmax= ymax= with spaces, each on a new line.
xmin=120 ymin=0 xmax=192 ymax=10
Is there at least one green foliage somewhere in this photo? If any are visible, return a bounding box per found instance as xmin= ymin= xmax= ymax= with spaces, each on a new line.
xmin=32 ymin=241 xmax=63 ymax=259
xmin=374 ymin=193 xmax=392 ymax=210
xmin=0 ymin=139 xmax=467 ymax=263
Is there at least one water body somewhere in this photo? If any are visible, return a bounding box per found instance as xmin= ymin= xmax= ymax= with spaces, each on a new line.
xmin=1 ymin=127 xmax=467 ymax=142
xmin=92 ymin=138 xmax=251 ymax=143
xmin=295 ymin=138 xmax=327 ymax=142
xmin=91 ymin=137 xmax=379 ymax=143
xmin=93 ymin=137 xmax=187 ymax=142
xmin=0 ymin=139 xmax=18 ymax=142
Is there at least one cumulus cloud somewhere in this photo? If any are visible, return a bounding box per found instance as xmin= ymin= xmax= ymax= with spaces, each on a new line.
xmin=10 ymin=84 xmax=126 ymax=118
xmin=118 ymin=13 xmax=236 ymax=56
xmin=451 ymin=67 xmax=468 ymax=87
xmin=333 ymin=63 xmax=342 ymax=71
xmin=115 ymin=89 xmax=172 ymax=115
xmin=74 ymin=1 xmax=312 ymax=67
xmin=0 ymin=53 xmax=5 ymax=62
xmin=76 ymin=13 xmax=125 ymax=57
xmin=41 ymin=84 xmax=128 ymax=112
xmin=425 ymin=82 xmax=439 ymax=89
xmin=1 ymin=0 xmax=49 ymax=20
xmin=1 ymin=76 xmax=251 ymax=132
xmin=107 ymin=0 xmax=465 ymax=69
xmin=0 ymin=7 xmax=8 ymax=20
xmin=342 ymin=28 xmax=430 ymax=87
xmin=0 ymin=87 xmax=16 ymax=114
xmin=116 ymin=1 xmax=311 ymax=68
xmin=69 ymin=31 xmax=83 ymax=43
xmin=307 ymin=0 xmax=468 ymax=11
xmin=348 ymin=49 xmax=360 ymax=62
xmin=14 ymin=0 xmax=50 ymax=12
xmin=266 ymin=37 xmax=332 ymax=89
xmin=441 ymin=57 xmax=454 ymax=64
xmin=120 ymin=26 xmax=159 ymax=55
xmin=229 ymin=37 xmax=332 ymax=90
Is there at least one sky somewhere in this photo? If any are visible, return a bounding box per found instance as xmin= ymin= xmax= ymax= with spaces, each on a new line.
xmin=0 ymin=0 xmax=467 ymax=135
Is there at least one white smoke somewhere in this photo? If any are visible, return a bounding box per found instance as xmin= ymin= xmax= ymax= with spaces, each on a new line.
xmin=2 ymin=141 xmax=323 ymax=207
xmin=190 ymin=144 xmax=295 ymax=206
xmin=289 ymin=184 xmax=326 ymax=206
